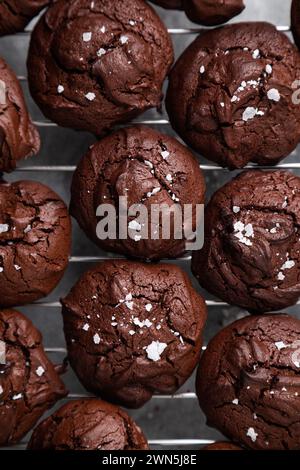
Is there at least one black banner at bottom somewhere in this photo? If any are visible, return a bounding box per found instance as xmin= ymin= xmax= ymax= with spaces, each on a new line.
xmin=0 ymin=450 xmax=299 ymax=468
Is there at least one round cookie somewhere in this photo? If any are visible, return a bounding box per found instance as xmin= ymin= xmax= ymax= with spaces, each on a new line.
xmin=27 ymin=0 xmax=174 ymax=135
xmin=192 ymin=170 xmax=300 ymax=313
xmin=184 ymin=0 xmax=244 ymax=25
xmin=28 ymin=399 xmax=148 ymax=450
xmin=0 ymin=57 xmax=40 ymax=172
xmin=150 ymin=0 xmax=244 ymax=25
xmin=292 ymin=0 xmax=300 ymax=51
xmin=0 ymin=180 xmax=72 ymax=307
xmin=0 ymin=1 xmax=50 ymax=37
xmin=62 ymin=260 xmax=207 ymax=408
xmin=0 ymin=309 xmax=67 ymax=446
xmin=166 ymin=22 xmax=300 ymax=169
xmin=70 ymin=126 xmax=206 ymax=261
xmin=202 ymin=442 xmax=242 ymax=450
xmin=196 ymin=314 xmax=300 ymax=450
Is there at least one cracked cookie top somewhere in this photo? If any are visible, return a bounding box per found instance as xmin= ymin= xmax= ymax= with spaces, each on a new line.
xmin=0 ymin=0 xmax=50 ymax=36
xmin=150 ymin=0 xmax=245 ymax=25
xmin=166 ymin=22 xmax=300 ymax=169
xmin=0 ymin=180 xmax=72 ymax=307
xmin=0 ymin=57 xmax=40 ymax=172
xmin=28 ymin=399 xmax=149 ymax=450
xmin=61 ymin=260 xmax=207 ymax=408
xmin=27 ymin=0 xmax=174 ymax=135
xmin=0 ymin=309 xmax=67 ymax=446
xmin=196 ymin=314 xmax=300 ymax=450
xmin=192 ymin=170 xmax=300 ymax=313
xmin=70 ymin=125 xmax=205 ymax=261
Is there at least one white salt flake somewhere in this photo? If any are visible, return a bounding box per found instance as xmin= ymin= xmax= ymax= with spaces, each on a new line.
xmin=166 ymin=174 xmax=173 ymax=182
xmin=146 ymin=341 xmax=167 ymax=362
xmin=161 ymin=150 xmax=170 ymax=160
xmin=24 ymin=225 xmax=32 ymax=233
xmin=120 ymin=35 xmax=129 ymax=44
xmin=247 ymin=427 xmax=258 ymax=442
xmin=242 ymin=107 xmax=264 ymax=122
xmin=267 ymin=88 xmax=280 ymax=102
xmin=265 ymin=64 xmax=272 ymax=74
xmin=14 ymin=265 xmax=21 ymax=271
xmin=93 ymin=333 xmax=101 ymax=344
xmin=232 ymin=398 xmax=239 ymax=405
xmin=100 ymin=26 xmax=106 ymax=33
xmin=144 ymin=160 xmax=153 ymax=169
xmin=82 ymin=323 xmax=90 ymax=331
xmin=145 ymin=303 xmax=153 ymax=312
xmin=36 ymin=366 xmax=45 ymax=377
xmin=281 ymin=260 xmax=295 ymax=270
xmin=277 ymin=272 xmax=285 ymax=281
xmin=200 ymin=65 xmax=205 ymax=74
xmin=12 ymin=393 xmax=22 ymax=400
xmin=233 ymin=206 xmax=240 ymax=213
xmin=85 ymin=92 xmax=96 ymax=101
xmin=0 ymin=385 xmax=3 ymax=395
xmin=0 ymin=224 xmax=9 ymax=233
xmin=83 ymin=32 xmax=92 ymax=42
xmin=128 ymin=220 xmax=141 ymax=231
xmin=57 ymin=85 xmax=64 ymax=94
xmin=244 ymin=223 xmax=254 ymax=237
xmin=129 ymin=330 xmax=135 ymax=336
xmin=97 ymin=48 xmax=106 ymax=57
xmin=275 ymin=341 xmax=287 ymax=350
xmin=252 ymin=49 xmax=260 ymax=59
xmin=147 ymin=187 xmax=161 ymax=198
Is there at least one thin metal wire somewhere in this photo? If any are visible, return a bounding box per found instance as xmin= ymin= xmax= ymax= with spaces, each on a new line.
xmin=67 ymin=392 xmax=197 ymax=400
xmin=33 ymin=299 xmax=228 ymax=307
xmin=15 ymin=163 xmax=300 ymax=172
xmin=45 ymin=347 xmax=206 ymax=354
xmin=2 ymin=438 xmax=215 ymax=450
xmin=17 ymin=26 xmax=291 ymax=36
xmin=148 ymin=439 xmax=214 ymax=446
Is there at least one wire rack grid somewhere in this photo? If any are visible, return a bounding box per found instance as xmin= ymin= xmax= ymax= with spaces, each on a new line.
xmin=0 ymin=1 xmax=297 ymax=451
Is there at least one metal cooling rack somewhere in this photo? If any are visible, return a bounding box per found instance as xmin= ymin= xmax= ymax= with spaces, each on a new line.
xmin=0 ymin=17 xmax=296 ymax=450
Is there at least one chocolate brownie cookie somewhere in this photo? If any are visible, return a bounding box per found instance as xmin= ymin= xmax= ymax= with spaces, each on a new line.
xmin=197 ymin=314 xmax=300 ymax=450
xmin=62 ymin=260 xmax=207 ymax=408
xmin=70 ymin=126 xmax=205 ymax=261
xmin=0 ymin=180 xmax=71 ymax=307
xmin=0 ymin=57 xmax=40 ymax=172
xmin=0 ymin=1 xmax=50 ymax=37
xmin=192 ymin=170 xmax=300 ymax=313
xmin=28 ymin=399 xmax=149 ymax=450
xmin=166 ymin=22 xmax=300 ymax=169
xmin=150 ymin=0 xmax=183 ymax=9
xmin=0 ymin=309 xmax=67 ymax=446
xmin=27 ymin=0 xmax=174 ymax=135
xmin=202 ymin=442 xmax=242 ymax=450
xmin=150 ymin=1 xmax=244 ymax=25
xmin=292 ymin=0 xmax=300 ymax=50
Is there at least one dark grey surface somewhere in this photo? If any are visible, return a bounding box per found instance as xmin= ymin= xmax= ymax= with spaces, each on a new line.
xmin=0 ymin=0 xmax=298 ymax=450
